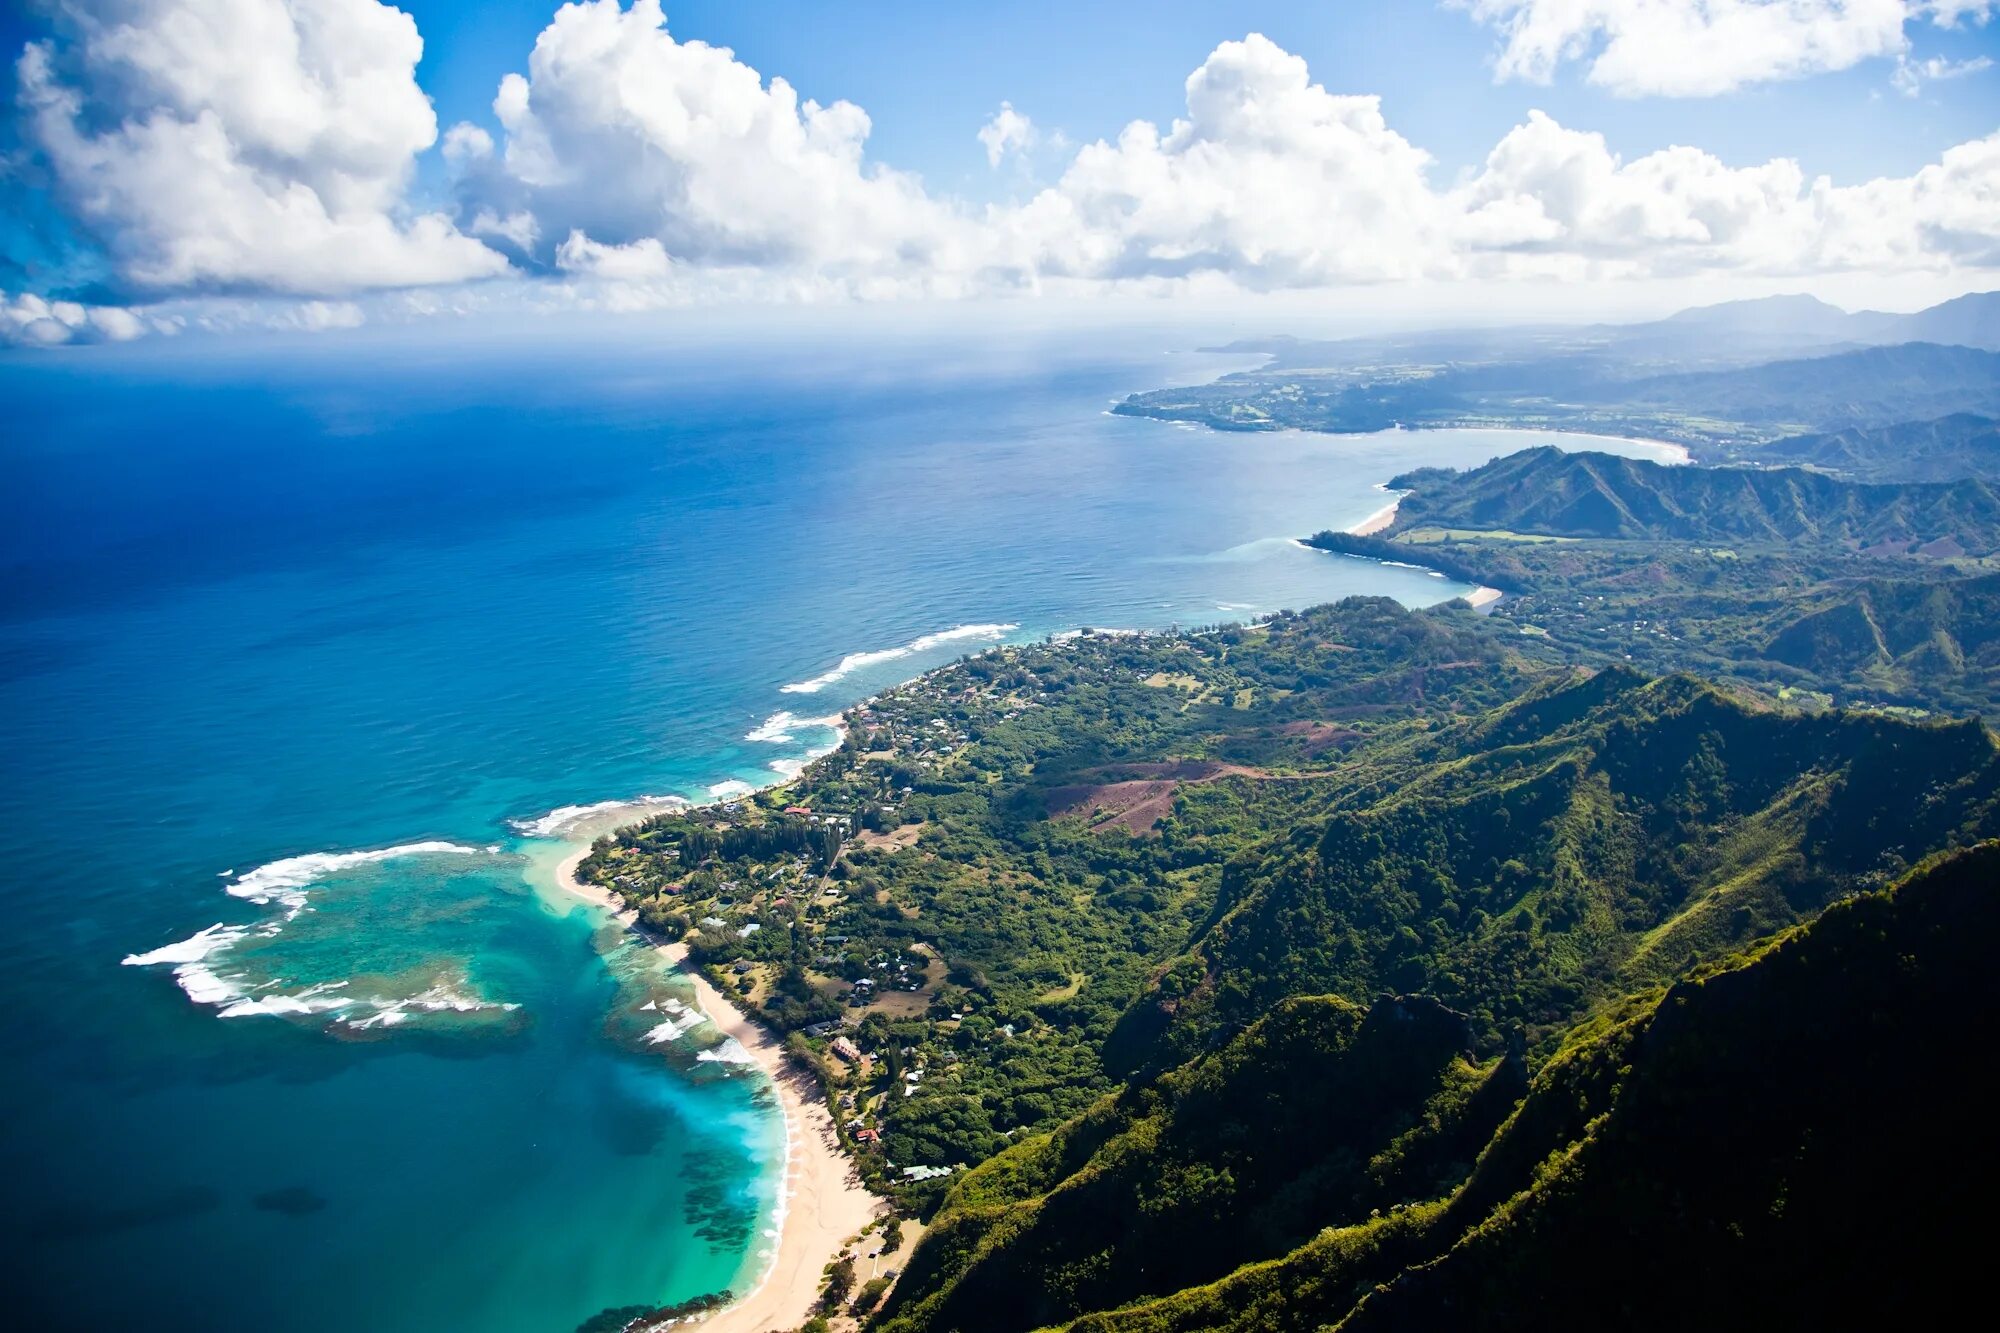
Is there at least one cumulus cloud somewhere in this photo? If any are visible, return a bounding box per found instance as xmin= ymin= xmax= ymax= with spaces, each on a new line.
xmin=1 ymin=291 xmax=162 ymax=345
xmin=978 ymin=102 xmax=1037 ymax=168
xmin=461 ymin=0 xmax=972 ymax=291
xmin=9 ymin=9 xmax=2000 ymax=333
xmin=1453 ymin=110 xmax=2000 ymax=278
xmin=994 ymin=36 xmax=1451 ymax=288
xmin=17 ymin=0 xmax=510 ymax=295
xmin=554 ymin=230 xmax=674 ymax=280
xmin=1456 ymin=1 xmax=1997 ymax=97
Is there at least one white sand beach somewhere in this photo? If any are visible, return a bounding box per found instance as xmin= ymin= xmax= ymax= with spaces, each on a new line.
xmin=554 ymin=847 xmax=883 ymax=1331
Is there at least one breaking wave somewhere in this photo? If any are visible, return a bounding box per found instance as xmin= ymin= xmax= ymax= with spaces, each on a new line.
xmin=779 ymin=623 xmax=1016 ymax=694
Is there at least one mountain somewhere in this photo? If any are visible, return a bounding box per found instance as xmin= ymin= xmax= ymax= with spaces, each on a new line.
xmin=1037 ymin=840 xmax=2000 ymax=1333
xmin=878 ymin=993 xmax=1521 ymax=1333
xmin=1879 ymin=290 xmax=2000 ymax=351
xmin=1384 ymin=446 xmax=2000 ymax=551
xmin=1653 ymin=292 xmax=1856 ymax=339
xmin=872 ymin=666 xmax=2000 ymax=1332
xmin=1121 ymin=669 xmax=2000 ymax=1066
xmin=1754 ymin=412 xmax=2000 ymax=482
xmin=1645 ymin=291 xmax=1999 ymax=352
xmin=1594 ymin=341 xmax=2000 ymax=429
xmin=1761 ymin=570 xmax=2000 ymax=681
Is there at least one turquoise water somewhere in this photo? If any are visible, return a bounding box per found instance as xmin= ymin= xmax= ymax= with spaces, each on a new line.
xmin=0 ymin=324 xmax=1679 ymax=1331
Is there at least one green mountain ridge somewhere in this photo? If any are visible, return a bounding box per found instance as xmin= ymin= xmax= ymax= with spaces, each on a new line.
xmin=1751 ymin=412 xmax=2000 ymax=482
xmin=1045 ymin=839 xmax=2000 ymax=1332
xmin=1383 ymin=446 xmax=2000 ymax=551
xmin=870 ymin=659 xmax=2000 ymax=1332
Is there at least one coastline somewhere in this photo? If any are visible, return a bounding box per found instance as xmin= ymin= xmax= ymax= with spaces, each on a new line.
xmin=1347 ymin=487 xmax=1406 ymax=537
xmin=553 ymin=844 xmax=881 ymax=1332
xmin=1341 ymin=489 xmax=1503 ymax=611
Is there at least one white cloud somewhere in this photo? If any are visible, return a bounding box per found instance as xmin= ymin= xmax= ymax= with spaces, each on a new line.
xmin=1453 ymin=110 xmax=2000 ymax=278
xmin=555 ymin=230 xmax=675 ymax=280
xmin=464 ymin=0 xmax=973 ymax=290
xmin=977 ymin=102 xmax=1037 ymax=168
xmin=1 ymin=290 xmax=158 ymax=345
xmin=11 ymin=12 xmax=2000 ymax=327
xmin=1456 ymin=1 xmax=1998 ymax=97
xmin=442 ymin=121 xmax=496 ymax=164
xmin=992 ymin=35 xmax=1447 ymax=288
xmin=18 ymin=0 xmax=510 ymax=294
xmin=1891 ymin=51 xmax=1995 ymax=94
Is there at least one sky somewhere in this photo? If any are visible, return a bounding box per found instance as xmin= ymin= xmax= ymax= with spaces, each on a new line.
xmin=2 ymin=0 xmax=1998 ymax=347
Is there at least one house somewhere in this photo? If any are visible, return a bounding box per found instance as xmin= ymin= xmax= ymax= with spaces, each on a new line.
xmin=830 ymin=1036 xmax=862 ymax=1063
xmin=853 ymin=1128 xmax=881 ymax=1145
xmin=784 ymin=805 xmax=812 ymax=816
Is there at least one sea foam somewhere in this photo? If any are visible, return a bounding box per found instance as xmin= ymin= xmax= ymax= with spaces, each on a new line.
xmin=779 ymin=623 xmax=1016 ymax=694
xmin=225 ymin=841 xmax=482 ymax=915
xmin=510 ymin=796 xmax=686 ymax=839
xmin=696 ymin=1037 xmax=757 ymax=1065
xmin=744 ymin=711 xmax=844 ymax=745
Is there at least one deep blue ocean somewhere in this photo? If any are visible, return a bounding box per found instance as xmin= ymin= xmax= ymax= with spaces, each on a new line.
xmin=0 ymin=322 xmax=1678 ymax=1332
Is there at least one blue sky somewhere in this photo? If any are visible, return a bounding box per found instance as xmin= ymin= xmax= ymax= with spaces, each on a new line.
xmin=391 ymin=0 xmax=1999 ymax=193
xmin=3 ymin=1 xmax=1999 ymax=346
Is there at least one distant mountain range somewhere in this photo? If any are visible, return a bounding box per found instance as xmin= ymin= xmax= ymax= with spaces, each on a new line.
xmin=1756 ymin=413 xmax=2000 ymax=482
xmin=1643 ymin=290 xmax=2000 ymax=352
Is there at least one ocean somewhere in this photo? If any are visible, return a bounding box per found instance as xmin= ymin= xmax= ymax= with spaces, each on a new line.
xmin=0 ymin=322 xmax=1678 ymax=1331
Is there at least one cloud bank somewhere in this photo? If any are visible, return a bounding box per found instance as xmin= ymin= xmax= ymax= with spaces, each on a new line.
xmin=6 ymin=0 xmax=2000 ymax=343
xmin=1458 ymin=1 xmax=1998 ymax=97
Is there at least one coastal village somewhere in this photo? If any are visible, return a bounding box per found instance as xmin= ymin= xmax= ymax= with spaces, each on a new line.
xmin=574 ymin=639 xmax=1093 ymax=1297
xmin=572 ymin=646 xmax=1090 ymax=1329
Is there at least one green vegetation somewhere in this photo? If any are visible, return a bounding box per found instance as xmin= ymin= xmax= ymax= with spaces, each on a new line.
xmin=584 ymin=585 xmax=1996 ymax=1329
xmin=1378 ymin=447 xmax=2000 ymax=551
xmin=1043 ymin=841 xmax=2000 ymax=1332
xmin=1750 ymin=412 xmax=2000 ymax=482
xmin=584 ymin=329 xmax=2000 ymax=1324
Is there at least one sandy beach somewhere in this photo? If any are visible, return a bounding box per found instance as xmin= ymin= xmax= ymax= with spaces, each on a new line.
xmin=554 ymin=847 xmax=882 ymax=1331
xmin=1347 ymin=491 xmax=1405 ymax=536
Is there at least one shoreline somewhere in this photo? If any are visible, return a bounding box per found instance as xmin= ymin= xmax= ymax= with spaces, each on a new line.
xmin=1341 ymin=488 xmax=1503 ymax=612
xmin=1347 ymin=487 xmax=1406 ymax=537
xmin=553 ymin=843 xmax=881 ymax=1333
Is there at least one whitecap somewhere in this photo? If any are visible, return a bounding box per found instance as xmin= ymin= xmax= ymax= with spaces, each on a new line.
xmin=510 ymin=797 xmax=684 ymax=839
xmin=218 ymin=981 xmax=350 ymax=1019
xmin=225 ymin=841 xmax=482 ymax=915
xmin=122 ymin=921 xmax=246 ymax=967
xmin=745 ymin=711 xmax=845 ymax=745
xmin=643 ymin=1018 xmax=684 ymax=1045
xmin=708 ymin=779 xmax=756 ymax=798
xmin=779 ymin=623 xmax=1016 ymax=694
xmin=696 ymin=1038 xmax=757 ymax=1065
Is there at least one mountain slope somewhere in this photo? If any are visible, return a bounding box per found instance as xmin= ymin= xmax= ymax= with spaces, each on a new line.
xmin=1051 ymin=839 xmax=2000 ymax=1333
xmin=1593 ymin=342 xmax=2000 ymax=428
xmin=1385 ymin=446 xmax=2000 ymax=551
xmin=1753 ymin=412 xmax=2000 ymax=482
xmin=877 ymin=994 xmax=1519 ymax=1333
xmin=1127 ymin=669 xmax=2000 ymax=1065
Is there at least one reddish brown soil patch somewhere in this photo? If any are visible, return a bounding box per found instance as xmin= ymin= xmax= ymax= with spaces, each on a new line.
xmin=1044 ymin=759 xmax=1298 ymax=835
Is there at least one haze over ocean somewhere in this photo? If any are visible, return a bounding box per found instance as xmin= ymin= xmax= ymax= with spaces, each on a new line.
xmin=0 ymin=327 xmax=1676 ymax=1331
